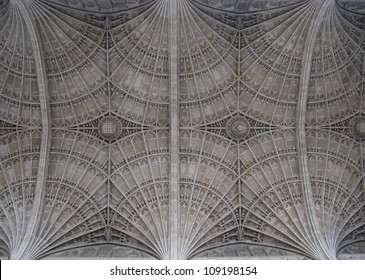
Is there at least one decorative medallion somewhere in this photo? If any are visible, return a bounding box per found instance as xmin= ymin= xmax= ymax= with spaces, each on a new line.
xmin=98 ymin=117 xmax=122 ymax=140
xmin=349 ymin=116 xmax=365 ymax=140
xmin=226 ymin=116 xmax=250 ymax=140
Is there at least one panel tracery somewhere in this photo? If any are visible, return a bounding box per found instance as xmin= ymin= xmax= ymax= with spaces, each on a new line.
xmin=306 ymin=3 xmax=365 ymax=125
xmin=0 ymin=0 xmax=365 ymax=260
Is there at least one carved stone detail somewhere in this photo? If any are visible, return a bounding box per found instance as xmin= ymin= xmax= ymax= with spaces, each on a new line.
xmin=98 ymin=117 xmax=122 ymax=140
xmin=349 ymin=116 xmax=365 ymax=139
xmin=226 ymin=116 xmax=250 ymax=140
xmin=0 ymin=0 xmax=365 ymax=260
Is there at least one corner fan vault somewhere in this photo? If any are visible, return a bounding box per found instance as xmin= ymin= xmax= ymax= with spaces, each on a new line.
xmin=0 ymin=0 xmax=365 ymax=260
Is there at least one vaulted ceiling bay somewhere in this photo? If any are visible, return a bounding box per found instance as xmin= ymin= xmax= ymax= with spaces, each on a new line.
xmin=0 ymin=0 xmax=364 ymax=259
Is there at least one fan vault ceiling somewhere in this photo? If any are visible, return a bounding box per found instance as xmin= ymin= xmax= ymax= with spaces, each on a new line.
xmin=0 ymin=0 xmax=365 ymax=260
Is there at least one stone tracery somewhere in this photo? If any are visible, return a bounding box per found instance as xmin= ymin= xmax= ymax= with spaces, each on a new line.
xmin=0 ymin=0 xmax=365 ymax=260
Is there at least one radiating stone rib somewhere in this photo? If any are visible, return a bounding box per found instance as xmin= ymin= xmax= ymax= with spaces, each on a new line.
xmin=27 ymin=1 xmax=108 ymax=126
xmin=239 ymin=132 xmax=319 ymax=256
xmin=26 ymin=131 xmax=108 ymax=258
xmin=179 ymin=132 xmax=238 ymax=258
xmin=1 ymin=0 xmax=365 ymax=260
xmin=296 ymin=0 xmax=339 ymax=260
xmin=168 ymin=0 xmax=180 ymax=260
xmin=0 ymin=132 xmax=42 ymax=257
xmin=109 ymin=1 xmax=170 ymax=126
xmin=109 ymin=132 xmax=169 ymax=259
xmin=305 ymin=10 xmax=364 ymax=126
xmin=239 ymin=2 xmax=317 ymax=126
xmin=190 ymin=0 xmax=307 ymax=13
xmin=0 ymin=3 xmax=42 ymax=126
xmin=6 ymin=0 xmax=51 ymax=260
xmin=245 ymin=6 xmax=314 ymax=126
xmin=179 ymin=0 xmax=238 ymax=127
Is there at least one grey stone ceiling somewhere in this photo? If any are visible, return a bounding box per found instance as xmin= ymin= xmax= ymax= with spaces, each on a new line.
xmin=0 ymin=0 xmax=365 ymax=260
xmin=192 ymin=0 xmax=303 ymax=11
xmin=43 ymin=0 xmax=154 ymax=12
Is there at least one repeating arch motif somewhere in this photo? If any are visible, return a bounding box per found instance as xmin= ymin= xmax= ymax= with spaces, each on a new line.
xmin=0 ymin=0 xmax=365 ymax=259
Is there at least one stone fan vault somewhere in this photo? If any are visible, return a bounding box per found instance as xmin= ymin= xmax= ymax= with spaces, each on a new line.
xmin=0 ymin=0 xmax=365 ymax=260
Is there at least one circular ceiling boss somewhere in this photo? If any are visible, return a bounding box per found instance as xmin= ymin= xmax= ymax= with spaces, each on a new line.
xmin=350 ymin=116 xmax=365 ymax=140
xmin=226 ymin=116 xmax=251 ymax=140
xmin=98 ymin=117 xmax=122 ymax=140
